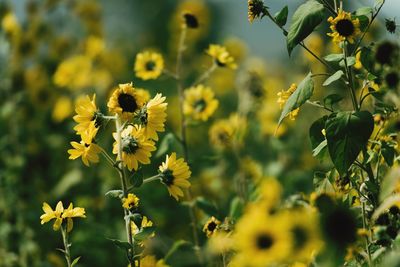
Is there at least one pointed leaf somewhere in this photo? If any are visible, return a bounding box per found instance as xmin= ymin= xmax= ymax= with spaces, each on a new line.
xmin=323 ymin=70 xmax=344 ymax=86
xmin=71 ymin=257 xmax=81 ymax=267
xmin=274 ymin=6 xmax=289 ymax=27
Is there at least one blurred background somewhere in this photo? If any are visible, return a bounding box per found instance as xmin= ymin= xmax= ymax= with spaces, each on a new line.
xmin=0 ymin=0 xmax=399 ymax=266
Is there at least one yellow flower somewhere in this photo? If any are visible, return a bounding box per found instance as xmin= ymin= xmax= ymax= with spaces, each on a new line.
xmin=131 ymin=216 xmax=153 ymax=235
xmin=1 ymin=12 xmax=20 ymax=35
xmin=73 ymin=94 xmax=101 ymax=142
xmin=159 ymin=153 xmax=191 ymax=201
xmin=62 ymin=203 xmax=86 ymax=233
xmin=53 ymin=55 xmax=93 ymax=90
xmin=52 ymin=96 xmax=72 ymax=123
xmin=183 ymin=84 xmax=219 ymax=121
xmin=107 ymin=83 xmax=146 ymax=120
xmin=247 ymin=0 xmax=265 ymax=23
xmin=257 ymin=178 xmax=282 ymax=211
xmin=328 ymin=9 xmax=360 ymax=44
xmin=209 ymin=119 xmax=235 ymax=149
xmin=122 ymin=193 xmax=140 ymax=210
xmin=203 ymin=216 xmax=221 ymax=238
xmin=135 ymin=255 xmax=169 ymax=267
xmin=68 ymin=139 xmax=101 ymax=166
xmin=234 ymin=210 xmax=292 ymax=266
xmin=134 ymin=51 xmax=164 ymax=80
xmin=84 ymin=35 xmax=104 ymax=58
xmin=137 ymin=93 xmax=168 ymax=141
xmin=112 ymin=125 xmax=156 ymax=171
xmin=287 ymin=209 xmax=323 ymax=262
xmin=277 ymin=83 xmax=299 ymax=120
xmin=207 ymin=231 xmax=234 ymax=255
xmin=206 ymin=44 xmax=237 ymax=69
xmin=40 ymin=201 xmax=64 ymax=231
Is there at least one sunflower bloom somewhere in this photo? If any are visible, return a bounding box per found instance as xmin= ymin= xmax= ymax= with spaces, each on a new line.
xmin=40 ymin=201 xmax=64 ymax=231
xmin=327 ymin=9 xmax=360 ymax=44
xmin=159 ymin=153 xmax=191 ymax=201
xmin=62 ymin=203 xmax=86 ymax=233
xmin=203 ymin=216 xmax=221 ymax=238
xmin=183 ymin=84 xmax=219 ymax=121
xmin=73 ymin=94 xmax=101 ymax=141
xmin=234 ymin=210 xmax=292 ymax=266
xmin=122 ymin=193 xmax=140 ymax=210
xmin=67 ymin=138 xmax=101 ymax=166
xmin=137 ymin=93 xmax=168 ymax=141
xmin=206 ymin=44 xmax=237 ymax=69
xmin=107 ymin=83 xmax=146 ymax=120
xmin=248 ymin=0 xmax=265 ymax=23
xmin=134 ymin=51 xmax=164 ymax=80
xmin=277 ymin=83 xmax=299 ymax=120
xmin=112 ymin=125 xmax=156 ymax=171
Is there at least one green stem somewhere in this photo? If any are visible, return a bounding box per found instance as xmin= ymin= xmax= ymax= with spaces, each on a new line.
xmin=61 ymin=225 xmax=72 ymax=267
xmin=143 ymin=174 xmax=161 ymax=184
xmin=342 ymin=43 xmax=359 ymax=111
xmin=191 ymin=63 xmax=217 ymax=87
xmin=115 ymin=116 xmax=135 ymax=266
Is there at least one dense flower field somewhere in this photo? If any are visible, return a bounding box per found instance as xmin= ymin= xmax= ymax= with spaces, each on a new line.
xmin=1 ymin=0 xmax=400 ymax=266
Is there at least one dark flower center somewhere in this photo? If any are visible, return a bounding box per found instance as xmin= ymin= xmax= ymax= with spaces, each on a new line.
xmin=183 ymin=13 xmax=198 ymax=29
xmin=118 ymin=93 xmax=138 ymax=113
xmin=249 ymin=0 xmax=264 ymax=17
xmin=194 ymin=99 xmax=207 ymax=112
xmin=216 ymin=59 xmax=226 ymax=67
xmin=385 ymin=72 xmax=399 ymax=88
xmin=336 ymin=19 xmax=355 ymax=37
xmin=207 ymin=221 xmax=217 ymax=232
xmin=375 ymin=41 xmax=398 ymax=65
xmin=256 ymin=233 xmax=274 ymax=250
xmin=292 ymin=226 xmax=308 ymax=249
xmin=217 ymin=131 xmax=230 ymax=143
xmin=122 ymin=136 xmax=139 ymax=154
xmin=145 ymin=60 xmax=156 ymax=71
xmin=161 ymin=169 xmax=175 ymax=186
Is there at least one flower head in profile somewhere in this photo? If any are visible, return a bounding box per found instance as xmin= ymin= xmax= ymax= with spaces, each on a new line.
xmin=122 ymin=193 xmax=140 ymax=210
xmin=68 ymin=131 xmax=101 ymax=167
xmin=203 ymin=216 xmax=221 ymax=238
xmin=134 ymin=51 xmax=164 ymax=80
xmin=40 ymin=201 xmax=64 ymax=231
xmin=73 ymin=94 xmax=102 ymax=142
xmin=183 ymin=84 xmax=219 ymax=121
xmin=136 ymin=93 xmax=168 ymax=141
xmin=107 ymin=83 xmax=146 ymax=120
xmin=62 ymin=203 xmax=86 ymax=232
xmin=159 ymin=153 xmax=191 ymax=201
xmin=277 ymin=83 xmax=299 ymax=120
xmin=327 ymin=9 xmax=360 ymax=44
xmin=248 ymin=0 xmax=265 ymax=23
xmin=112 ymin=125 xmax=156 ymax=171
xmin=206 ymin=44 xmax=237 ymax=69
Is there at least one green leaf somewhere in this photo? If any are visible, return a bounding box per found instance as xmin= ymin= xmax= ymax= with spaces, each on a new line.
xmin=287 ymin=0 xmax=325 ymax=55
xmin=195 ymin=197 xmax=218 ymax=217
xmin=164 ymin=240 xmax=198 ymax=266
xmin=313 ymin=140 xmax=327 ymax=157
xmin=381 ymin=141 xmax=395 ymax=166
xmin=108 ymin=238 xmax=131 ymax=250
xmin=356 ymin=7 xmax=373 ymax=17
xmin=323 ymin=70 xmax=344 ymax=86
xmin=229 ymin=196 xmax=244 ymax=221
xmin=339 ymin=56 xmax=356 ymax=67
xmin=360 ymin=47 xmax=375 ymax=73
xmin=134 ymin=226 xmax=156 ymax=241
xmin=278 ymin=72 xmax=314 ymax=126
xmin=309 ymin=116 xmax=327 ymax=150
xmin=105 ymin=190 xmax=123 ymax=198
xmin=274 ymin=6 xmax=289 ymax=27
xmin=324 ymin=53 xmax=344 ymax=62
xmin=155 ymin=133 xmax=176 ymax=158
xmin=325 ymin=111 xmax=374 ymax=176
xmin=323 ymin=94 xmax=343 ymax=107
xmin=356 ymin=15 xmax=370 ymax=31
xmin=71 ymin=257 xmax=81 ymax=267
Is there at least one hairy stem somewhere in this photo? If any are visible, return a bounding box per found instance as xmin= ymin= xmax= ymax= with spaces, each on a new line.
xmin=61 ymin=225 xmax=72 ymax=267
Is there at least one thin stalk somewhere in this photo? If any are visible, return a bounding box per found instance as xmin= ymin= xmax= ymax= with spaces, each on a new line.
xmin=100 ymin=147 xmax=116 ymax=167
xmin=143 ymin=174 xmax=161 ymax=184
xmin=191 ymin=63 xmax=217 ymax=87
xmin=115 ymin=116 xmax=135 ymax=266
xmin=306 ymin=100 xmax=334 ymax=112
xmin=362 ymin=201 xmax=373 ymax=266
xmin=342 ymin=44 xmax=359 ymax=111
xmin=175 ymin=26 xmax=202 ymax=264
xmin=61 ymin=225 xmax=72 ymax=267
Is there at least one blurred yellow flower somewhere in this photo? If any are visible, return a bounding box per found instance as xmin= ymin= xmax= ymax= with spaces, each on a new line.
xmin=134 ymin=51 xmax=164 ymax=80
xmin=135 ymin=255 xmax=169 ymax=267
xmin=207 ymin=231 xmax=233 ymax=255
xmin=112 ymin=125 xmax=156 ymax=171
xmin=209 ymin=119 xmax=235 ymax=149
xmin=52 ymin=96 xmax=72 ymax=123
xmin=183 ymin=84 xmax=218 ymax=121
xmin=122 ymin=193 xmax=140 ymax=210
xmin=53 ymin=55 xmax=92 ymax=90
xmin=2 ymin=12 xmax=20 ymax=35
xmin=159 ymin=153 xmax=191 ymax=201
xmin=62 ymin=203 xmax=86 ymax=232
xmin=138 ymin=93 xmax=168 ymax=141
xmin=206 ymin=44 xmax=237 ymax=69
xmin=107 ymin=83 xmax=146 ymax=120
xmin=40 ymin=201 xmax=64 ymax=231
xmin=203 ymin=216 xmax=221 ymax=237
xmin=85 ymin=35 xmax=104 ymax=58
xmin=328 ymin=9 xmax=360 ymax=44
